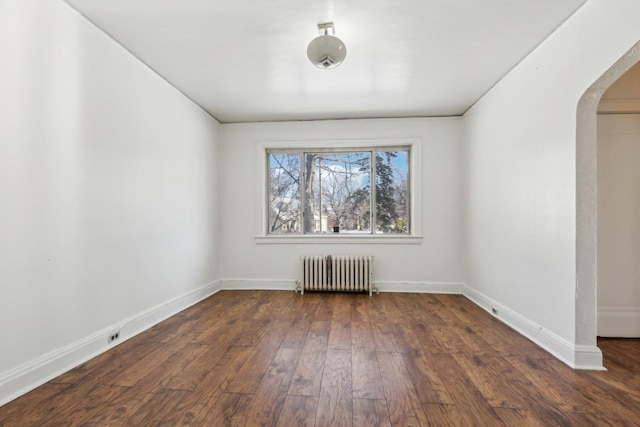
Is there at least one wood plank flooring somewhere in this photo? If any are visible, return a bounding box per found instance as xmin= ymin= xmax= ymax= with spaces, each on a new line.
xmin=1 ymin=290 xmax=640 ymax=426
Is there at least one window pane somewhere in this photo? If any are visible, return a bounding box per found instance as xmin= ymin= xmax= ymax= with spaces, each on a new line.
xmin=303 ymin=152 xmax=371 ymax=234
xmin=268 ymin=153 xmax=301 ymax=234
xmin=375 ymin=150 xmax=409 ymax=234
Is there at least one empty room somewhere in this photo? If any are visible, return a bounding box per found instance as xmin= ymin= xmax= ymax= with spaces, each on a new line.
xmin=1 ymin=0 xmax=639 ymax=425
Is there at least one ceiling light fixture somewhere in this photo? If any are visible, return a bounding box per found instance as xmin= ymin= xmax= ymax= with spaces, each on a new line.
xmin=307 ymin=22 xmax=347 ymax=69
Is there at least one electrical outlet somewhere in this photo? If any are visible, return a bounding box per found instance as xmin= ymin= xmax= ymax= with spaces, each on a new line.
xmin=107 ymin=331 xmax=120 ymax=343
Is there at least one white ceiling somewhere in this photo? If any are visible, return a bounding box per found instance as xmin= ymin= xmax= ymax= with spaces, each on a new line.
xmin=63 ymin=0 xmax=587 ymax=123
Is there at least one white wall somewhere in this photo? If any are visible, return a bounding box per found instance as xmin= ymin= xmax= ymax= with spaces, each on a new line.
xmin=597 ymin=114 xmax=640 ymax=337
xmin=462 ymin=0 xmax=640 ymax=369
xmin=0 ymin=0 xmax=220 ymax=404
xmin=219 ymin=118 xmax=463 ymax=291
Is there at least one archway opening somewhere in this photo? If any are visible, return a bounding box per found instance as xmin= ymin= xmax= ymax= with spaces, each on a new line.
xmin=596 ymin=62 xmax=640 ymax=339
xmin=576 ymin=41 xmax=640 ymax=369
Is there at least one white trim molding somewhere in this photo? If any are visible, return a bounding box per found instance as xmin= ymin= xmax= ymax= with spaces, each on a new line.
xmin=0 ymin=280 xmax=221 ymax=407
xmin=221 ymin=279 xmax=296 ymax=291
xmin=598 ymin=307 xmax=640 ymax=337
xmin=574 ymin=345 xmax=607 ymax=371
xmin=376 ymin=281 xmax=464 ymax=294
xmin=464 ymin=286 xmax=605 ymax=371
xmin=255 ymin=235 xmax=423 ymax=245
xmin=221 ymin=279 xmax=464 ymax=295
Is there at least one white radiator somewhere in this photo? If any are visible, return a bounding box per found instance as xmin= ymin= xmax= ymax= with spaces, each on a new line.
xmin=297 ymin=255 xmax=377 ymax=296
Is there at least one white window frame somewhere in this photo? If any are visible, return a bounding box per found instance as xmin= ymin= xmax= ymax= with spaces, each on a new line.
xmin=255 ymin=138 xmax=423 ymax=245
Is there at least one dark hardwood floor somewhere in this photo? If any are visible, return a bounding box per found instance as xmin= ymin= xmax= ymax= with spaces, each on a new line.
xmin=1 ymin=290 xmax=639 ymax=426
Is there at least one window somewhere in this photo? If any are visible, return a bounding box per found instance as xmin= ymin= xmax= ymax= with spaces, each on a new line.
xmin=268 ymin=147 xmax=410 ymax=235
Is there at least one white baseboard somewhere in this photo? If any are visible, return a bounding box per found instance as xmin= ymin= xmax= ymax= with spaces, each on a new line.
xmin=0 ymin=280 xmax=221 ymax=407
xmin=463 ymin=286 xmax=605 ymax=371
xmin=573 ymin=345 xmax=607 ymax=370
xmin=221 ymin=279 xmax=296 ymax=291
xmin=376 ymin=281 xmax=464 ymax=294
xmin=598 ymin=307 xmax=640 ymax=337
xmin=220 ymin=279 xmax=464 ymax=295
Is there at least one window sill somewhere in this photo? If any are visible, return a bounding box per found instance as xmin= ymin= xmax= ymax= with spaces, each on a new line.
xmin=255 ymin=235 xmax=423 ymax=245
